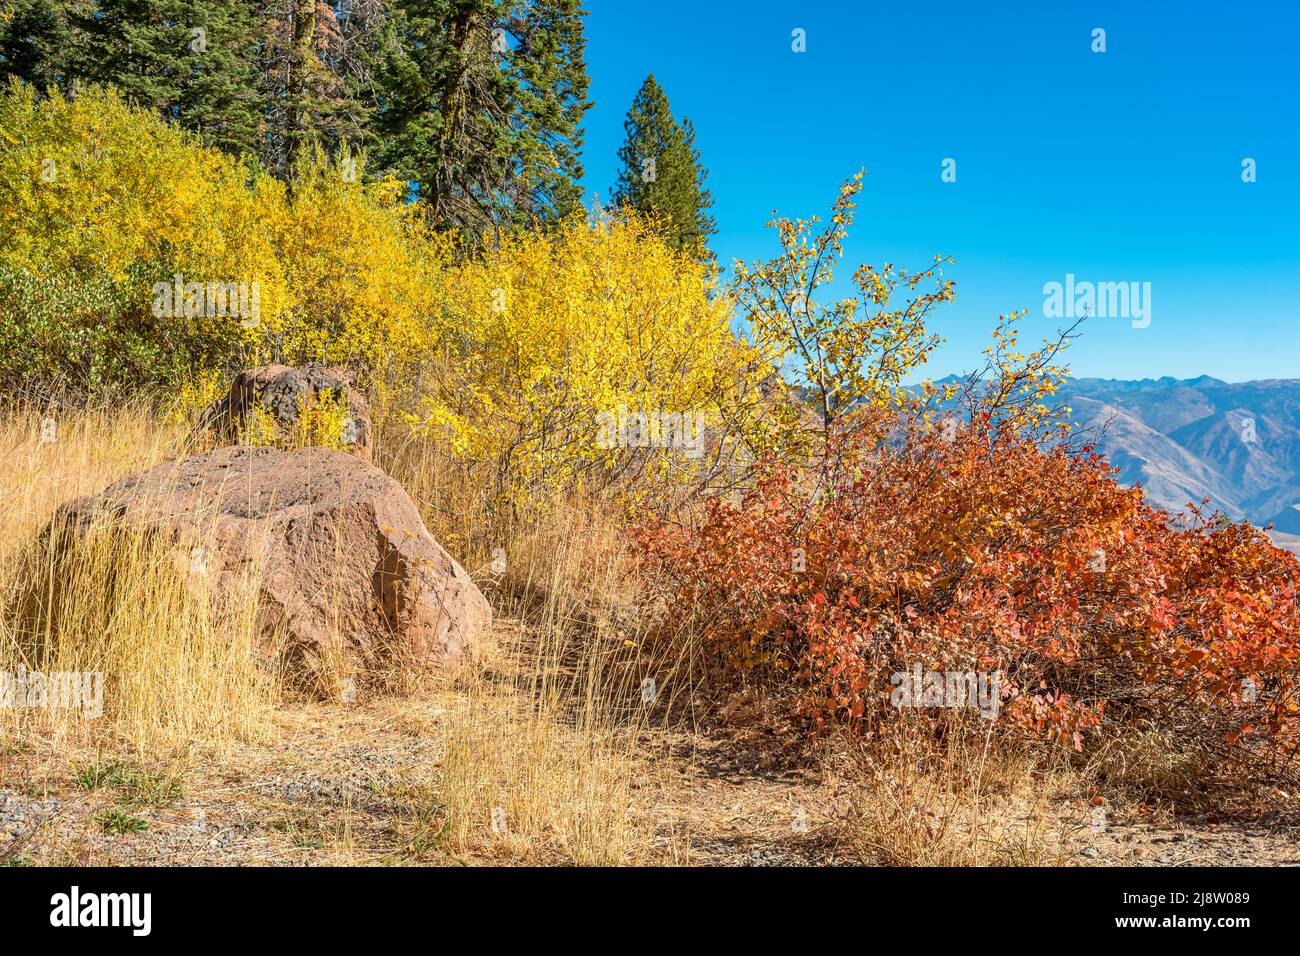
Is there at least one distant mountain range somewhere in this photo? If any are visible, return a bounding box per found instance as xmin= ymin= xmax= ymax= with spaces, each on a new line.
xmin=1055 ymin=376 xmax=1300 ymax=554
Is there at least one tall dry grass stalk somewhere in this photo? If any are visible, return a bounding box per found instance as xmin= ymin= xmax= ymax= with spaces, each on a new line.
xmin=0 ymin=400 xmax=277 ymax=754
xmin=431 ymin=506 xmax=682 ymax=866
xmin=841 ymin=713 xmax=1080 ymax=866
xmin=376 ymin=410 xmax=499 ymax=572
xmin=0 ymin=398 xmax=186 ymax=543
xmin=377 ymin=412 xmax=690 ymax=863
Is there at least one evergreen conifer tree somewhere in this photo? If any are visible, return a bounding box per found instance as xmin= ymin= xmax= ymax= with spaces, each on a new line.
xmin=610 ymin=73 xmax=716 ymax=264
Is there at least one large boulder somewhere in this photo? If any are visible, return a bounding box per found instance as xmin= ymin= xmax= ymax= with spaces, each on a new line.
xmin=51 ymin=446 xmax=490 ymax=691
xmin=198 ymin=364 xmax=373 ymax=462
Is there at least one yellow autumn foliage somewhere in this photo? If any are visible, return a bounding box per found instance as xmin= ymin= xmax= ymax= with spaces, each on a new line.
xmin=2 ymin=81 xmax=766 ymax=513
xmin=273 ymin=151 xmax=450 ymax=376
xmin=0 ymin=82 xmax=284 ymax=296
xmin=417 ymin=211 xmax=761 ymax=510
xmin=0 ymin=81 xmax=440 ymax=388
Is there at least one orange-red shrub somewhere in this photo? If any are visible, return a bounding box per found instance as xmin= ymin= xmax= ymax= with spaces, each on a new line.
xmin=636 ymin=405 xmax=1300 ymax=767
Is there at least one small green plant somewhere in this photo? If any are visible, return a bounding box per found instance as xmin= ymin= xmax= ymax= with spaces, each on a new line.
xmin=112 ymin=767 xmax=185 ymax=808
xmin=242 ymin=401 xmax=282 ymax=448
xmin=75 ymin=759 xmax=126 ymax=791
xmin=74 ymin=760 xmax=183 ymax=807
xmin=98 ymin=809 xmax=149 ymax=835
xmin=294 ymin=389 xmax=352 ymax=452
xmin=268 ymin=813 xmax=326 ymax=850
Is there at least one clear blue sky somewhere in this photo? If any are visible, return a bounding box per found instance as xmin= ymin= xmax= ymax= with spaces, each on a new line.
xmin=578 ymin=0 xmax=1299 ymax=383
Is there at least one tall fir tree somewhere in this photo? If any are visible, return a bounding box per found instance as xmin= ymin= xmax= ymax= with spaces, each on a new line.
xmin=257 ymin=0 xmax=398 ymax=180
xmin=610 ymin=73 xmax=716 ymax=264
xmin=3 ymin=0 xmax=589 ymax=214
xmin=67 ymin=0 xmax=264 ymax=156
xmin=376 ymin=0 xmax=591 ymax=239
xmin=0 ymin=0 xmax=78 ymax=91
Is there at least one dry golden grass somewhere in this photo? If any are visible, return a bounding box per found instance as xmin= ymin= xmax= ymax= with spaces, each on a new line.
xmin=839 ymin=715 xmax=1083 ymax=866
xmin=0 ymin=399 xmax=186 ymax=541
xmin=0 ymin=400 xmax=680 ymax=865
xmin=0 ymin=400 xmax=277 ymax=754
xmin=426 ymin=510 xmax=682 ymax=866
xmin=373 ymin=418 xmax=700 ymax=864
xmin=3 ymin=398 xmax=1207 ymax=868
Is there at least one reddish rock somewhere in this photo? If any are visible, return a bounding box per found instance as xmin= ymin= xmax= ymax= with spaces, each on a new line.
xmin=52 ymin=446 xmax=490 ymax=691
xmin=199 ymin=364 xmax=373 ymax=462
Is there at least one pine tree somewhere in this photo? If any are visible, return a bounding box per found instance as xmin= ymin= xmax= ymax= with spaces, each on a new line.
xmin=69 ymin=0 xmax=263 ymax=156
xmin=376 ymin=0 xmax=591 ymax=239
xmin=501 ymin=0 xmax=589 ymax=227
xmin=0 ymin=0 xmax=77 ymax=91
xmin=610 ymin=73 xmax=716 ymax=264
xmin=256 ymin=0 xmax=395 ymax=180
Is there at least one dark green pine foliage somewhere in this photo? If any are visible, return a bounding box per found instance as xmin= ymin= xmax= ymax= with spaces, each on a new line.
xmin=0 ymin=0 xmax=78 ymax=91
xmin=376 ymin=0 xmax=591 ymax=240
xmin=70 ymin=0 xmax=263 ymax=156
xmin=501 ymin=0 xmax=589 ymax=228
xmin=257 ymin=0 xmax=399 ymax=181
xmin=610 ymin=73 xmax=716 ymax=264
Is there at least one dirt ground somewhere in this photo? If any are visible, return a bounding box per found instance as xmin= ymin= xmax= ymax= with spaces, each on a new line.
xmin=4 ymin=684 xmax=1297 ymax=867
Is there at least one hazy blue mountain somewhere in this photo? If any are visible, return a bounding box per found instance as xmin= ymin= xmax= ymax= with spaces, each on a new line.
xmin=1053 ymin=377 xmax=1300 ymax=552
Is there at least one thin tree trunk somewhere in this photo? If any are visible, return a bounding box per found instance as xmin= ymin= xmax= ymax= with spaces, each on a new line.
xmin=285 ymin=0 xmax=317 ymax=182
